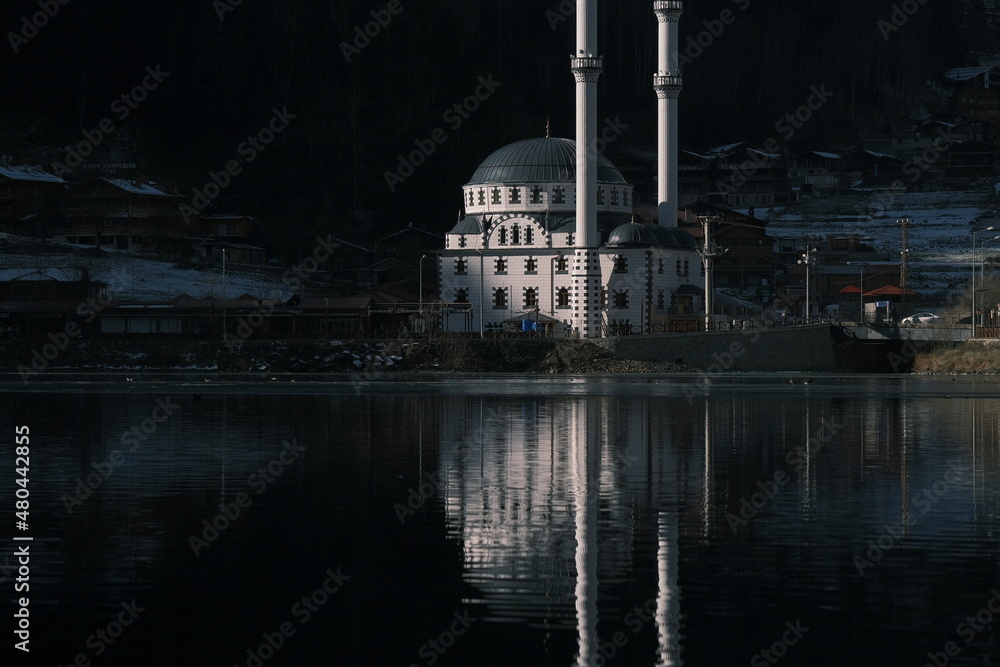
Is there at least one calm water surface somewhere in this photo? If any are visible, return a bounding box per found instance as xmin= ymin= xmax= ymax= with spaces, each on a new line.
xmin=3 ymin=375 xmax=1000 ymax=666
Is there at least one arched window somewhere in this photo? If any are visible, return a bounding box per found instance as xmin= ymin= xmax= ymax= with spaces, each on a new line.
xmin=468 ymin=191 xmax=475 ymax=206
xmin=511 ymin=225 xmax=521 ymax=245
xmin=613 ymin=290 xmax=629 ymax=309
xmin=455 ymin=288 xmax=468 ymax=303
xmin=524 ymin=226 xmax=533 ymax=245
xmin=530 ymin=186 xmax=542 ymax=204
xmin=524 ymin=288 xmax=538 ymax=308
xmin=509 ymin=187 xmax=521 ymax=204
xmin=613 ymin=255 xmax=628 ymax=273
xmin=553 ymin=187 xmax=566 ymax=204
xmin=477 ymin=189 xmax=485 ymax=205
xmin=557 ymin=288 xmax=570 ymax=308
xmin=493 ymin=287 xmax=507 ymax=309
xmin=454 ymin=258 xmax=467 ymax=275
xmin=556 ymin=255 xmax=568 ymax=272
xmin=498 ymin=227 xmax=508 ymax=245
xmin=495 ymin=258 xmax=507 ymax=273
xmin=491 ymin=188 xmax=501 ymax=204
xmin=525 ymin=258 xmax=537 ymax=273
xmin=597 ymin=188 xmax=605 ymax=205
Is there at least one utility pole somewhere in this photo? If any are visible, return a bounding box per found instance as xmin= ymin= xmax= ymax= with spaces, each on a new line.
xmin=898 ymin=215 xmax=911 ymax=291
xmin=699 ymin=215 xmax=724 ymax=331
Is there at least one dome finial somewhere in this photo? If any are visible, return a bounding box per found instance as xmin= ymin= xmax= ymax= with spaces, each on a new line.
xmin=545 ymin=117 xmax=550 ymax=138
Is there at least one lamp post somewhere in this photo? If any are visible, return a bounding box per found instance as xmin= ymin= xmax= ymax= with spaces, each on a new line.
xmin=972 ymin=227 xmax=995 ymax=337
xmin=474 ymin=249 xmax=484 ymax=338
xmin=797 ymin=247 xmax=816 ymax=323
xmin=419 ymin=254 xmax=428 ymax=334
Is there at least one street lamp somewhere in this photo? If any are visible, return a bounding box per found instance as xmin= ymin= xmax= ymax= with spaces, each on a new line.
xmin=972 ymin=227 xmax=995 ymax=337
xmin=797 ymin=247 xmax=816 ymax=323
xmin=419 ymin=254 xmax=428 ymax=333
xmin=474 ymin=249 xmax=484 ymax=338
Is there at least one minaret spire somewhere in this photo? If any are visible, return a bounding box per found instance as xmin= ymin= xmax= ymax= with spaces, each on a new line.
xmin=654 ymin=1 xmax=683 ymax=228
xmin=571 ymin=0 xmax=603 ymax=338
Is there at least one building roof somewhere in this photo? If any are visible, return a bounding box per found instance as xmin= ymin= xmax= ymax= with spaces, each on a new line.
xmin=449 ymin=215 xmax=484 ymax=235
xmin=606 ymin=221 xmax=659 ymax=247
xmin=102 ymin=178 xmax=183 ymax=198
xmin=0 ymin=165 xmax=66 ymax=185
xmin=946 ymin=66 xmax=997 ymax=82
xmin=466 ymin=137 xmax=627 ymax=185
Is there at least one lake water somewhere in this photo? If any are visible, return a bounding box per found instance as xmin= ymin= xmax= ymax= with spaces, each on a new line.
xmin=3 ymin=375 xmax=1000 ymax=666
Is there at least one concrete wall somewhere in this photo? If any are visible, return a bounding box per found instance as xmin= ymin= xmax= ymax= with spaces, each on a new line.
xmin=593 ymin=324 xmax=837 ymax=372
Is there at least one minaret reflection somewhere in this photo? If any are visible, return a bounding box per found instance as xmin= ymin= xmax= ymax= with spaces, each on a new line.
xmin=653 ymin=401 xmax=684 ymax=666
xmin=571 ymin=398 xmax=601 ymax=666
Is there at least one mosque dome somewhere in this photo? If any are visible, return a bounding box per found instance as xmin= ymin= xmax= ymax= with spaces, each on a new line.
xmin=449 ymin=215 xmax=483 ymax=235
xmin=650 ymin=224 xmax=698 ymax=250
xmin=466 ymin=137 xmax=628 ymax=185
xmin=606 ymin=221 xmax=660 ymax=247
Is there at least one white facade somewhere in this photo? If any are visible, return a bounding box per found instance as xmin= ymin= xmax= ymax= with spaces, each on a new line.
xmin=438 ymin=138 xmax=701 ymax=336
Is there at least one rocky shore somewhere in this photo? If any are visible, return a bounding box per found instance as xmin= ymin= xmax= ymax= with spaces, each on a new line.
xmin=2 ymin=337 xmax=691 ymax=379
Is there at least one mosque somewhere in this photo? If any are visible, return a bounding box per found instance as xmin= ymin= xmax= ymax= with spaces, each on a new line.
xmin=438 ymin=1 xmax=699 ymax=338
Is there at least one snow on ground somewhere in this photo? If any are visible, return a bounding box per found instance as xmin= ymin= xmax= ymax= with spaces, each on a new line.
xmin=0 ymin=234 xmax=294 ymax=302
xmin=762 ymin=190 xmax=998 ymax=295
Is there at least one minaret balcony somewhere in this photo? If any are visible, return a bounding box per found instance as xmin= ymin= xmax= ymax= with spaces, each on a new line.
xmin=570 ymin=55 xmax=604 ymax=72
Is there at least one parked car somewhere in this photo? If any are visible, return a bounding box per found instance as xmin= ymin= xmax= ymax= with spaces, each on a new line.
xmin=901 ymin=312 xmax=940 ymax=325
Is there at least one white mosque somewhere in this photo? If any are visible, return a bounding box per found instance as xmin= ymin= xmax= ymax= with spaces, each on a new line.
xmin=438 ymin=0 xmax=699 ymax=338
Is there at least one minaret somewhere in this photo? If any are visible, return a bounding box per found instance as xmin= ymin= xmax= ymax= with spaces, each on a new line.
xmin=654 ymin=1 xmax=683 ymax=228
xmin=571 ymin=0 xmax=603 ymax=338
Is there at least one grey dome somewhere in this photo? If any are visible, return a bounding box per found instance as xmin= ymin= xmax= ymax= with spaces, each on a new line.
xmin=606 ymin=221 xmax=659 ymax=248
xmin=467 ymin=137 xmax=628 ymax=185
xmin=651 ymin=225 xmax=698 ymax=249
xmin=449 ymin=215 xmax=483 ymax=234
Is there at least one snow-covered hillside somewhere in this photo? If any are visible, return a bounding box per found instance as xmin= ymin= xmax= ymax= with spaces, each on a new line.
xmin=0 ymin=235 xmax=295 ymax=302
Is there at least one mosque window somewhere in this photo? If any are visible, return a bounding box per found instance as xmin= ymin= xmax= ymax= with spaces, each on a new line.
xmin=455 ymin=258 xmax=467 ymax=275
xmin=597 ymin=188 xmax=605 ymax=205
xmin=553 ymin=187 xmax=566 ymax=204
xmin=493 ymin=288 xmax=507 ymax=309
xmin=455 ymin=288 xmax=469 ymax=303
xmin=600 ymin=288 xmax=608 ymax=308
xmin=495 ymin=258 xmax=507 ymax=274
xmin=498 ymin=227 xmax=508 ymax=245
xmin=567 ymin=233 xmax=574 ymax=246
xmin=557 ymin=288 xmax=570 ymax=308
xmin=658 ymin=258 xmax=664 ymax=274
xmin=556 ymin=255 xmax=568 ymax=273
xmin=477 ymin=189 xmax=485 ymax=205
xmin=613 ymin=255 xmax=628 ymax=273
xmin=525 ymin=258 xmax=537 ymax=273
xmin=512 ymin=225 xmax=521 ymax=245
xmin=684 ymin=259 xmax=690 ymax=276
xmin=491 ymin=188 xmax=501 ymax=205
xmin=623 ymin=190 xmax=629 ymax=207
xmin=468 ymin=191 xmax=475 ymax=206
xmin=510 ymin=187 xmax=521 ymax=204
xmin=524 ymin=227 xmax=533 ymax=245
xmin=524 ymin=288 xmax=538 ymax=309
xmin=459 ymin=235 xmax=467 ymax=248
xmin=676 ymin=259 xmax=682 ymax=276
xmin=611 ymin=188 xmax=619 ymax=206
xmin=613 ymin=290 xmax=629 ymax=309
xmin=530 ymin=186 xmax=542 ymax=204
xmin=657 ymin=290 xmax=665 ymax=313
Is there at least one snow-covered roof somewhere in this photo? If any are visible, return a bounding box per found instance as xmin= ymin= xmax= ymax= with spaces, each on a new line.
xmin=0 ymin=268 xmax=84 ymax=282
xmin=102 ymin=178 xmax=182 ymax=198
xmin=806 ymin=151 xmax=842 ymax=160
xmin=0 ymin=165 xmax=66 ymax=185
xmin=946 ymin=66 xmax=997 ymax=81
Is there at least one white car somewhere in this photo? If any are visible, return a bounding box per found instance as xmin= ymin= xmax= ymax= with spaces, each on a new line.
xmin=901 ymin=312 xmax=940 ymax=325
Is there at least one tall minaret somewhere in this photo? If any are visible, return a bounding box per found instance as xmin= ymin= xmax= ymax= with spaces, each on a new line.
xmin=571 ymin=0 xmax=603 ymax=338
xmin=654 ymin=1 xmax=683 ymax=228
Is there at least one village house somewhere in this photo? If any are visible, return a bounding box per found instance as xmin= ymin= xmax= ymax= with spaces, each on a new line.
xmin=0 ymin=163 xmax=66 ymax=239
